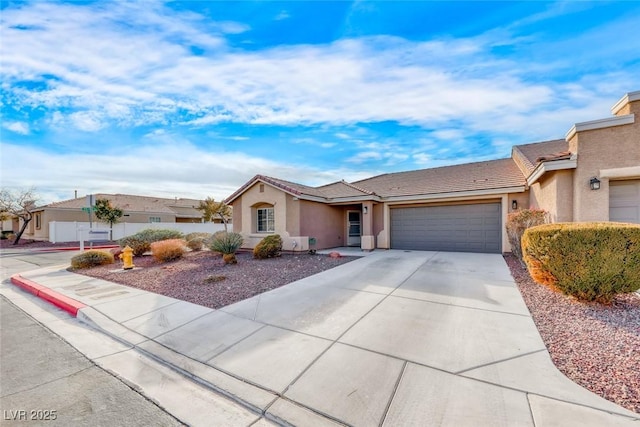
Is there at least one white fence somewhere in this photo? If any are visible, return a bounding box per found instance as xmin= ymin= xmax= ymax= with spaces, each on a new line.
xmin=49 ymin=221 xmax=226 ymax=243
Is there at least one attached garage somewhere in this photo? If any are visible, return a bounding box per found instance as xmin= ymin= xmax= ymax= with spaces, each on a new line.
xmin=390 ymin=202 xmax=502 ymax=253
xmin=609 ymin=180 xmax=640 ymax=224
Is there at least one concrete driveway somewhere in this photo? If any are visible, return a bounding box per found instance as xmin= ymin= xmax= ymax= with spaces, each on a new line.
xmin=10 ymin=250 xmax=640 ymax=426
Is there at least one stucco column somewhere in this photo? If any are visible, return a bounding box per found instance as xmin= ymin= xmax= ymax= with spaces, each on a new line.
xmin=361 ymin=201 xmax=375 ymax=251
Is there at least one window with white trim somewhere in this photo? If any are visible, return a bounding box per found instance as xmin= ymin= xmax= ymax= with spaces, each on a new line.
xmin=256 ymin=207 xmax=275 ymax=233
xmin=149 ymin=216 xmax=161 ymax=223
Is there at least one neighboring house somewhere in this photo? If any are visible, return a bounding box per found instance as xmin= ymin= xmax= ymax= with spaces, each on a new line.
xmin=21 ymin=194 xmax=212 ymax=241
xmin=226 ymin=90 xmax=640 ymax=254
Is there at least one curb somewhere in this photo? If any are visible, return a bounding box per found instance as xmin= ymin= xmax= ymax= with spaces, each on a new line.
xmin=10 ymin=274 xmax=87 ymax=316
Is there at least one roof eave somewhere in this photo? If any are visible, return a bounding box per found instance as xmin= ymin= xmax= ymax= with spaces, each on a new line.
xmin=383 ymin=186 xmax=527 ymax=203
xmin=565 ymin=114 xmax=635 ymax=141
xmin=225 ymin=176 xmax=319 ymax=204
xmin=526 ymin=158 xmax=577 ymax=186
xmin=611 ymin=90 xmax=640 ymax=115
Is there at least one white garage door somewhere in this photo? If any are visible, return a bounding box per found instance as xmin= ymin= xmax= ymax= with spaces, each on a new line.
xmin=390 ymin=203 xmax=502 ymax=253
xmin=610 ymin=180 xmax=640 ymax=223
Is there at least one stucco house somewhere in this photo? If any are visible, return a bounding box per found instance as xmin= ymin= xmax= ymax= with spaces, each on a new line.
xmin=20 ymin=194 xmax=208 ymax=241
xmin=226 ymin=90 xmax=640 ymax=254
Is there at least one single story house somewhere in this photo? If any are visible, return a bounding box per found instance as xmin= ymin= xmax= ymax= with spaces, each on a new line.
xmin=18 ymin=194 xmax=211 ymax=241
xmin=226 ymin=90 xmax=640 ymax=254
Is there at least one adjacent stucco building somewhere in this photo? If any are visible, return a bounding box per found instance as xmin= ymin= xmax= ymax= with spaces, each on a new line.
xmin=227 ymin=90 xmax=640 ymax=254
xmin=19 ymin=194 xmax=207 ymax=241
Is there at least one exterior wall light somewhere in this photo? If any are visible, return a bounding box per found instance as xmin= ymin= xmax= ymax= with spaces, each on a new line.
xmin=363 ymin=206 xmax=368 ymax=214
xmin=589 ymin=177 xmax=601 ymax=190
xmin=511 ymin=200 xmax=518 ymax=210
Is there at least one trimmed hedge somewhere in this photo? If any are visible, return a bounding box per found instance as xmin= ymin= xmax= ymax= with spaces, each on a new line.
xmin=253 ymin=234 xmax=283 ymax=259
xmin=71 ymin=250 xmax=115 ymax=269
xmin=522 ymin=222 xmax=640 ymax=303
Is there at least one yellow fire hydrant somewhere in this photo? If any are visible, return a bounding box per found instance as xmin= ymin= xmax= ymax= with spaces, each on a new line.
xmin=119 ymin=245 xmax=135 ymax=270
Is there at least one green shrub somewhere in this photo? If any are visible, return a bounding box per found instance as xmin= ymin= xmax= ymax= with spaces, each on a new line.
xmin=253 ymin=234 xmax=283 ymax=259
xmin=506 ymin=209 xmax=548 ymax=260
xmin=71 ymin=250 xmax=115 ymax=269
xmin=134 ymin=228 xmax=184 ymax=243
xmin=118 ymin=236 xmax=150 ymax=256
xmin=522 ymin=222 xmax=640 ymax=303
xmin=185 ymin=232 xmax=213 ymax=251
xmin=150 ymin=239 xmax=186 ymax=262
xmin=209 ymin=232 xmax=243 ymax=264
xmin=118 ymin=229 xmax=184 ymax=256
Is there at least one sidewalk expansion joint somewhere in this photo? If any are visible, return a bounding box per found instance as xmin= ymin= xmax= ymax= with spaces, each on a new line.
xmin=455 ymin=348 xmax=548 ymax=375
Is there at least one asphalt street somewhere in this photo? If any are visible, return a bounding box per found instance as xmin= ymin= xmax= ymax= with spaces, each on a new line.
xmin=0 ymin=249 xmax=181 ymax=427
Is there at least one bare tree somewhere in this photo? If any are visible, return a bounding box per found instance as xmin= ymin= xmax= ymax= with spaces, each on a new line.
xmin=0 ymin=187 xmax=38 ymax=245
xmin=197 ymin=197 xmax=232 ymax=232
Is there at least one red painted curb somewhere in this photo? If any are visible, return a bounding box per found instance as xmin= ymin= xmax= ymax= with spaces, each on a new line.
xmin=10 ymin=274 xmax=87 ymax=316
xmin=10 ymin=275 xmax=46 ymax=296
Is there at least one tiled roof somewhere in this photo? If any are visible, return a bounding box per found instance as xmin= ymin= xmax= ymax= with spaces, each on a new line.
xmin=259 ymin=175 xmax=327 ymax=198
xmin=352 ymin=158 xmax=526 ymax=198
xmin=44 ymin=194 xmax=202 ymax=217
xmin=228 ymin=157 xmax=529 ymax=203
xmin=316 ymin=181 xmax=376 ymax=198
xmin=512 ymin=139 xmax=569 ymax=174
xmin=225 ymin=175 xmax=327 ymax=203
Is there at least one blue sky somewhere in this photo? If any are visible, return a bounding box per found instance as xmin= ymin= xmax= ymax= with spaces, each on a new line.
xmin=1 ymin=1 xmax=639 ymax=204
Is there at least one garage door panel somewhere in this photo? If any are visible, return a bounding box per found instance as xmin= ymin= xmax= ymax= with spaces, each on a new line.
xmin=391 ymin=203 xmax=502 ymax=253
xmin=609 ymin=180 xmax=640 ymax=224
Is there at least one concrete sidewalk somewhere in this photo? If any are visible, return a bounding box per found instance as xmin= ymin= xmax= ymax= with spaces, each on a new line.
xmin=7 ymin=251 xmax=640 ymax=426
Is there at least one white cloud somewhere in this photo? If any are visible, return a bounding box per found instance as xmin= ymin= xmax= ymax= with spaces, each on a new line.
xmin=3 ymin=0 xmax=635 ymax=140
xmin=3 ymin=121 xmax=30 ymax=134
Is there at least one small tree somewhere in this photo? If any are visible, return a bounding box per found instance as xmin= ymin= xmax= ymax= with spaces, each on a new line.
xmin=506 ymin=208 xmax=548 ymax=261
xmin=197 ymin=197 xmax=231 ymax=231
xmin=0 ymin=187 xmax=38 ymax=245
xmin=93 ymin=198 xmax=123 ymax=240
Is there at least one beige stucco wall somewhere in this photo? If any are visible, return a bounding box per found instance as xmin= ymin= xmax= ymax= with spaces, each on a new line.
xmin=507 ymin=191 xmax=530 ymax=214
xmin=568 ymin=110 xmax=639 ymax=222
xmin=300 ymin=201 xmax=345 ymax=249
xmin=528 ymin=170 xmax=574 ymax=222
xmin=235 ymin=182 xmax=316 ymax=251
xmin=231 ymin=199 xmax=242 ymax=233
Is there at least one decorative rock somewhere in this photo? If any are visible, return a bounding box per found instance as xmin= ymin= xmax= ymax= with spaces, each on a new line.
xmin=328 ymin=251 xmax=342 ymax=258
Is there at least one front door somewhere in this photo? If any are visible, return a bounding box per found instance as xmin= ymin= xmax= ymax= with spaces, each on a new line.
xmin=347 ymin=210 xmax=361 ymax=246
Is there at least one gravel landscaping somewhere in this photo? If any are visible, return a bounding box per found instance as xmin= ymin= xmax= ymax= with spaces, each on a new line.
xmin=504 ymin=254 xmax=640 ymax=414
xmin=78 ymin=250 xmax=356 ymax=309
